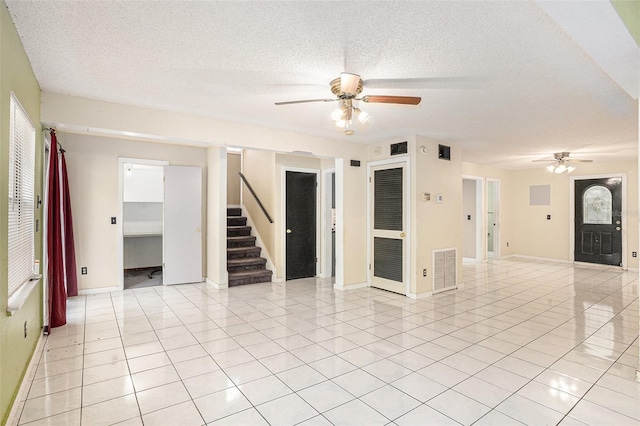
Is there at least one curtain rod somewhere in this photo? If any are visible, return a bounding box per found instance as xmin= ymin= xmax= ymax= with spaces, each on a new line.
xmin=43 ymin=127 xmax=65 ymax=152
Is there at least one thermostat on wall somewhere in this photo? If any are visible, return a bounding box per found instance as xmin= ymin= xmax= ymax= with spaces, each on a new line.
xmin=436 ymin=194 xmax=443 ymax=203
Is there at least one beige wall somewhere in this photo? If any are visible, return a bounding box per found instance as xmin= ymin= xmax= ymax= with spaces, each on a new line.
xmin=227 ymin=153 xmax=241 ymax=205
xmin=241 ymin=151 xmax=323 ymax=280
xmin=365 ymin=137 xmax=463 ymax=295
xmin=510 ymin=161 xmax=638 ymax=268
xmin=462 ymin=179 xmax=477 ymax=258
xmin=461 ymin=162 xmax=515 ymax=259
xmin=462 ymin=160 xmax=638 ymax=269
xmin=62 ymin=133 xmax=208 ymax=290
xmin=206 ymin=147 xmax=227 ymax=286
xmin=42 ymin=93 xmax=369 ymax=288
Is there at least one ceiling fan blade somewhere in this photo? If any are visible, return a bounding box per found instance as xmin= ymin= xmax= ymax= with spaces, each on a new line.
xmin=361 ymin=95 xmax=421 ymax=105
xmin=363 ymin=77 xmax=488 ymax=90
xmin=565 ymin=159 xmax=593 ymax=163
xmin=275 ymin=98 xmax=337 ymax=105
xmin=531 ymin=159 xmax=556 ymax=162
xmin=341 ymin=73 xmax=361 ymax=96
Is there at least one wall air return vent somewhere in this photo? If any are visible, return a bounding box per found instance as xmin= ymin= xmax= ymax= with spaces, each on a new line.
xmin=433 ymin=248 xmax=457 ymax=293
xmin=390 ymin=141 xmax=408 ymax=156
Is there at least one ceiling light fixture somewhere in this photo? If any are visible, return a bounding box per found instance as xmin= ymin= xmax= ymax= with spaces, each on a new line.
xmin=332 ymin=101 xmax=368 ymax=135
xmin=546 ymin=161 xmax=575 ymax=174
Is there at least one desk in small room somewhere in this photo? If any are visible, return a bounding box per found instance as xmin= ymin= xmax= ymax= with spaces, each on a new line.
xmin=123 ymin=221 xmax=163 ymax=269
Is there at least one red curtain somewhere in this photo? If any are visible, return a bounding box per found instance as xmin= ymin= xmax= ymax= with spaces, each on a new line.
xmin=60 ymin=150 xmax=78 ymax=297
xmin=47 ymin=131 xmax=78 ymax=322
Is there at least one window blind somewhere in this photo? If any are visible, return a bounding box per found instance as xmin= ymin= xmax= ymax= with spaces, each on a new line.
xmin=8 ymin=94 xmax=36 ymax=297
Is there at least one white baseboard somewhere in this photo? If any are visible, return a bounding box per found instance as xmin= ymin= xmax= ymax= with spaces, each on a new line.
xmin=6 ymin=332 xmax=46 ymax=426
xmin=511 ymin=255 xmax=572 ymax=264
xmin=334 ymin=281 xmax=368 ymax=291
xmin=271 ymin=277 xmax=285 ymax=283
xmin=626 ymin=267 xmax=638 ymax=272
xmin=408 ymin=291 xmax=433 ymax=299
xmin=573 ymin=261 xmax=625 ymax=271
xmin=206 ymin=277 xmax=228 ymax=289
xmin=78 ymin=286 xmax=120 ymax=295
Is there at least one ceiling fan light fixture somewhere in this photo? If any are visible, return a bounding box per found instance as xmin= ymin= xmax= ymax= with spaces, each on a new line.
xmin=331 ymin=108 xmax=343 ymax=121
xmin=546 ymin=164 xmax=555 ymax=172
xmin=354 ymin=107 xmax=369 ymax=123
xmin=567 ymin=165 xmax=576 ymax=173
xmin=335 ymin=119 xmax=347 ymax=128
xmin=554 ymin=164 xmax=567 ymax=174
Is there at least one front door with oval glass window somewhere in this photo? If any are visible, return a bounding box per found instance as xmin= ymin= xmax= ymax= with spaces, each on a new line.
xmin=575 ymin=177 xmax=622 ymax=266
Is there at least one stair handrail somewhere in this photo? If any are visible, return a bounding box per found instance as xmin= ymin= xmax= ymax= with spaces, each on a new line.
xmin=238 ymin=172 xmax=274 ymax=224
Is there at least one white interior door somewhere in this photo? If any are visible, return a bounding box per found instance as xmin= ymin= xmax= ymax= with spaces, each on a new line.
xmin=163 ymin=166 xmax=202 ymax=285
xmin=370 ymin=162 xmax=408 ymax=295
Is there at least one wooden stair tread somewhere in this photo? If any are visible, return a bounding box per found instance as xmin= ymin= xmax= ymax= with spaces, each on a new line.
xmin=228 ymin=270 xmax=272 ymax=278
xmin=226 ymin=207 xmax=272 ymax=286
xmin=227 ymin=257 xmax=266 ymax=266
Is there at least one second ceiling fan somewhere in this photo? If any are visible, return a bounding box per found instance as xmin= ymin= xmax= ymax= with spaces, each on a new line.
xmin=275 ymin=72 xmax=421 ymax=135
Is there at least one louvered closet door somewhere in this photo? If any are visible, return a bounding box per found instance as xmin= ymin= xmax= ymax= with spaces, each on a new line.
xmin=370 ymin=164 xmax=407 ymax=294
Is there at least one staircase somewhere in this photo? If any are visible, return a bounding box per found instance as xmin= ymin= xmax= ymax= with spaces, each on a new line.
xmin=227 ymin=207 xmax=273 ymax=286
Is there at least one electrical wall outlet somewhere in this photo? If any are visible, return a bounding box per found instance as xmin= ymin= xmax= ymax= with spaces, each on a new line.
xmin=633 ymin=252 xmax=637 ymax=258
xmin=507 ymin=242 xmax=509 ymax=247
xmin=24 ymin=321 xmax=27 ymax=338
xmin=422 ymin=269 xmax=427 ymax=277
xmin=81 ymin=267 xmax=87 ymax=275
xmin=111 ymin=217 xmax=117 ymax=224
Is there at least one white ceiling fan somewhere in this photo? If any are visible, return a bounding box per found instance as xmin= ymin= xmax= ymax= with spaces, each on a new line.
xmin=275 ymin=72 xmax=421 ymax=135
xmin=532 ymin=152 xmax=593 ymax=173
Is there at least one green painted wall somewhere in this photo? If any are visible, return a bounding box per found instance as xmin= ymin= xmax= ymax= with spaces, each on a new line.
xmin=0 ymin=2 xmax=43 ymax=423
xmin=611 ymin=0 xmax=640 ymax=46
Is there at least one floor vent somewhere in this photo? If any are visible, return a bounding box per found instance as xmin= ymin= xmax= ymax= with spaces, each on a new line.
xmin=433 ymin=248 xmax=457 ymax=293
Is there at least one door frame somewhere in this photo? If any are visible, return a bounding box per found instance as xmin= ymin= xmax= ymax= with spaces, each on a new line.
xmin=570 ymin=173 xmax=627 ymax=268
xmin=117 ymin=157 xmax=169 ymax=290
xmin=366 ymin=157 xmax=411 ymax=296
xmin=321 ymin=168 xmax=335 ymax=278
xmin=462 ymin=175 xmax=484 ymax=263
xmin=486 ymin=178 xmax=501 ymax=260
xmin=281 ymin=166 xmax=321 ymax=280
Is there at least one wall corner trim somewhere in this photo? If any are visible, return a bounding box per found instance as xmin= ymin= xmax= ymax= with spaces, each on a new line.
xmin=333 ymin=282 xmax=368 ymax=291
xmin=408 ymin=291 xmax=433 ymax=300
xmin=206 ymin=278 xmax=228 ymax=289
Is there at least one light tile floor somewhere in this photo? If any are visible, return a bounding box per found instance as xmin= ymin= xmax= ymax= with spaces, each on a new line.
xmin=10 ymin=258 xmax=640 ymax=425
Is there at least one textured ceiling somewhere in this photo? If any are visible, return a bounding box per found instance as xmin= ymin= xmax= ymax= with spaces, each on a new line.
xmin=6 ymin=0 xmax=639 ymax=168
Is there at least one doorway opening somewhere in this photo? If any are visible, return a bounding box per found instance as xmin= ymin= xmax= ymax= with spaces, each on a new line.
xmin=322 ymin=169 xmax=336 ymax=278
xmin=487 ymin=179 xmax=500 ymax=259
xmin=122 ymin=161 xmax=166 ymax=290
xmin=283 ymin=168 xmax=320 ymax=280
xmin=462 ymin=176 xmax=483 ymax=262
